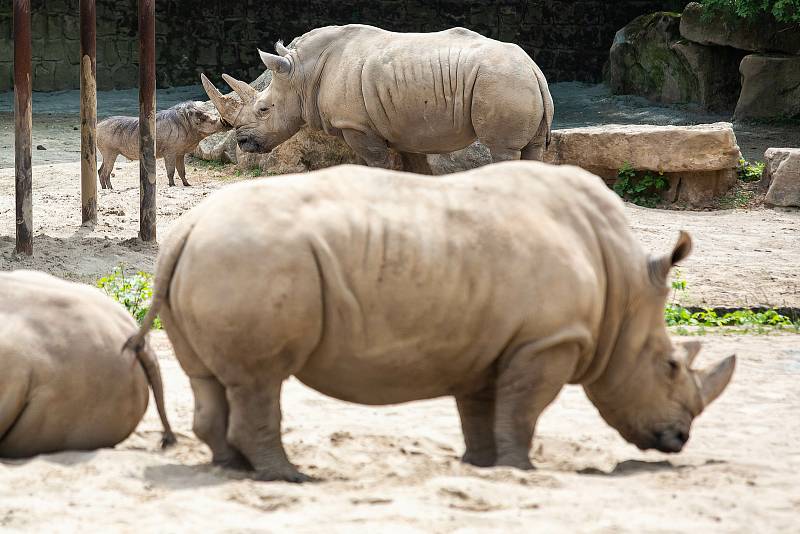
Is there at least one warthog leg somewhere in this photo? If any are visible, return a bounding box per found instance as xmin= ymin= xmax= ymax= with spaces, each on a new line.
xmin=456 ymin=383 xmax=497 ymax=467
xmin=493 ymin=342 xmax=580 ymax=470
xmin=226 ymin=381 xmax=310 ymax=483
xmin=176 ymin=154 xmax=190 ymax=186
xmin=98 ymin=150 xmax=118 ymax=190
xmin=164 ymin=154 xmax=177 ymax=187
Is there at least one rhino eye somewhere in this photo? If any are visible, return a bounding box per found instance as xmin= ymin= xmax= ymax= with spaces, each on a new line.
xmin=667 ymin=359 xmax=680 ymax=378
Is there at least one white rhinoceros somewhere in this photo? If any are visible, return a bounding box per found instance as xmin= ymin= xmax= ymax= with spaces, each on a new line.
xmin=0 ymin=271 xmax=174 ymax=457
xmin=127 ymin=161 xmax=734 ymax=482
xmin=202 ymin=25 xmax=554 ymax=168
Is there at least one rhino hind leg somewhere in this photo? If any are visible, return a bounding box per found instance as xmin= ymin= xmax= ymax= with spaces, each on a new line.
xmin=176 ymin=154 xmax=190 ymax=186
xmin=225 ymin=381 xmax=311 ymax=483
xmin=493 ymin=343 xmax=580 ymax=470
xmin=0 ymin=369 xmax=31 ymax=457
xmin=190 ymin=376 xmax=250 ymax=470
xmin=456 ymin=384 xmax=497 ymax=467
xmin=341 ymin=128 xmax=400 ymax=170
xmin=484 ymin=145 xmax=522 ymax=163
xmin=520 ymin=139 xmax=545 ymax=162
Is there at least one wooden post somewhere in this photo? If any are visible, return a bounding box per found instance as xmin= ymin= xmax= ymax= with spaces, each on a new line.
xmin=80 ymin=0 xmax=97 ymax=224
xmin=13 ymin=0 xmax=32 ymax=256
xmin=138 ymin=0 xmax=156 ymax=242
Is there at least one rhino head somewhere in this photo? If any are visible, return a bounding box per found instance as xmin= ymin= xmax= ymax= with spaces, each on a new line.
xmin=585 ymin=231 xmax=735 ymax=453
xmin=201 ymin=42 xmax=304 ymax=153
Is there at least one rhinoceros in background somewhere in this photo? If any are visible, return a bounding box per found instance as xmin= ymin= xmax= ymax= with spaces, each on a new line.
xmin=202 ymin=25 xmax=554 ymax=169
xmin=126 ymin=161 xmax=734 ymax=483
xmin=0 ymin=271 xmax=175 ymax=458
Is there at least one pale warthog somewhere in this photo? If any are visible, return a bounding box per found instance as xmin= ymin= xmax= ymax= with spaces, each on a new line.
xmin=97 ymin=101 xmax=226 ymax=189
xmin=0 ymin=271 xmax=175 ymax=458
xmin=202 ymin=25 xmax=554 ymax=168
xmin=127 ymin=161 xmax=734 ymax=482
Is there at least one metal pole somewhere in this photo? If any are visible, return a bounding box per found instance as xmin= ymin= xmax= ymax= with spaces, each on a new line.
xmin=138 ymin=0 xmax=156 ymax=241
xmin=80 ymin=0 xmax=97 ymax=224
xmin=13 ymin=0 xmax=32 ymax=256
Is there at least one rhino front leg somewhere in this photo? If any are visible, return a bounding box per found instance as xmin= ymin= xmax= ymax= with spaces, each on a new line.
xmin=164 ymin=154 xmax=177 ymax=187
xmin=456 ymin=384 xmax=497 ymax=467
xmin=176 ymin=154 xmax=191 ymax=186
xmin=341 ymin=128 xmax=399 ymax=169
xmin=493 ymin=343 xmax=580 ymax=470
xmin=226 ymin=381 xmax=310 ymax=483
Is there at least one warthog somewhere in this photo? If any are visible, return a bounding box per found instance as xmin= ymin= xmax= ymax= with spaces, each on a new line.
xmin=96 ymin=101 xmax=226 ymax=189
xmin=0 ymin=271 xmax=174 ymax=457
xmin=127 ymin=161 xmax=734 ymax=482
xmin=202 ymin=24 xmax=554 ymax=168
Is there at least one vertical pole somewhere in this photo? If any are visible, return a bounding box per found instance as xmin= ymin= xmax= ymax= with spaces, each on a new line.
xmin=138 ymin=0 xmax=156 ymax=242
xmin=13 ymin=0 xmax=32 ymax=256
xmin=80 ymin=0 xmax=97 ymax=224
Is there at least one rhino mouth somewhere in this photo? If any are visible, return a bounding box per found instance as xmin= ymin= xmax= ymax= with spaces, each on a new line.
xmin=637 ymin=429 xmax=689 ymax=453
xmin=235 ymin=132 xmax=273 ymax=154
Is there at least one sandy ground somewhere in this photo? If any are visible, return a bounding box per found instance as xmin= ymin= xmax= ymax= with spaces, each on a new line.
xmin=0 ymin=158 xmax=798 ymax=532
xmin=0 ymin=332 xmax=797 ymax=532
xmin=0 ymin=159 xmax=797 ymax=308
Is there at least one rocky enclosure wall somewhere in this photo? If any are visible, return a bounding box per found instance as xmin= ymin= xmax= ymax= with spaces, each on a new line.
xmin=0 ymin=0 xmax=685 ymax=92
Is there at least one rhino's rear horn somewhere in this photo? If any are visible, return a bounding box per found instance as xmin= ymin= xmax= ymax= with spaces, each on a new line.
xmin=259 ymin=49 xmax=291 ymax=75
xmin=221 ymin=74 xmax=257 ymax=103
xmin=200 ymin=73 xmax=243 ymax=125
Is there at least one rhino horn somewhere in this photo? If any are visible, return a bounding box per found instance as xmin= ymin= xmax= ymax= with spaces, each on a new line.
xmin=696 ymin=355 xmax=736 ymax=408
xmin=648 ymin=231 xmax=692 ymax=286
xmin=221 ymin=73 xmax=257 ymax=103
xmin=258 ymin=48 xmax=291 ymax=75
xmin=275 ymin=40 xmax=290 ymax=57
xmin=201 ymin=73 xmax=242 ymax=125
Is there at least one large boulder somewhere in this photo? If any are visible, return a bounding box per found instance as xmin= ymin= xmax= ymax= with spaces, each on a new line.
xmin=734 ymin=55 xmax=800 ymax=120
xmin=763 ymin=148 xmax=800 ymax=208
xmin=607 ymin=11 xmax=744 ymax=111
xmin=680 ymin=2 xmax=800 ymax=55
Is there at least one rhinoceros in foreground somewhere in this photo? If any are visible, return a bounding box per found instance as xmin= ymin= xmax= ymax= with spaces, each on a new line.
xmin=127 ymin=161 xmax=734 ymax=482
xmin=202 ymin=25 xmax=554 ymax=168
xmin=0 ymin=271 xmax=174 ymax=457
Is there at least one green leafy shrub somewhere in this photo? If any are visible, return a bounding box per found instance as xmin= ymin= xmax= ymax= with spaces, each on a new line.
xmin=613 ymin=162 xmax=669 ymax=207
xmin=700 ymin=0 xmax=800 ymax=23
xmin=737 ymin=158 xmax=765 ymax=182
xmin=97 ymin=267 xmax=161 ymax=329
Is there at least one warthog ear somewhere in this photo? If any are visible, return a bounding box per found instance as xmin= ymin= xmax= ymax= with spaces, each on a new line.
xmin=275 ymin=40 xmax=290 ymax=57
xmin=696 ymin=355 xmax=736 ymax=408
xmin=259 ymin=48 xmax=292 ymax=75
xmin=221 ymin=73 xmax=257 ymax=103
xmin=648 ymin=231 xmax=692 ymax=287
xmin=201 ymin=73 xmax=242 ymax=125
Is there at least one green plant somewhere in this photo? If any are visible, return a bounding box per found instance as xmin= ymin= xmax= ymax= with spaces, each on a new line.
xmin=719 ymin=188 xmax=755 ymax=209
xmin=613 ymin=162 xmax=669 ymax=207
xmin=700 ymin=0 xmax=800 ymax=23
xmin=248 ymin=166 xmax=263 ymax=178
xmin=737 ymin=159 xmax=765 ymax=182
xmin=97 ymin=266 xmax=161 ymax=329
xmin=189 ymin=158 xmax=226 ymax=171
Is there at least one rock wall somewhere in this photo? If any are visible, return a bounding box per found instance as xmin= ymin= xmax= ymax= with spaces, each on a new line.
xmin=0 ymin=0 xmax=685 ymax=91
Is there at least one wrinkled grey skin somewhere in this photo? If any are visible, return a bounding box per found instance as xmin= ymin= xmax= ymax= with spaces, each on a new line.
xmin=127 ymin=161 xmax=734 ymax=483
xmin=97 ymin=101 xmax=227 ymax=189
xmin=0 ymin=271 xmax=175 ymax=458
xmin=203 ymin=25 xmax=554 ymax=168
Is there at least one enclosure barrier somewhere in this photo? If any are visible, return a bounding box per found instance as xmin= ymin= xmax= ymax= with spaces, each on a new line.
xmin=12 ymin=0 xmax=158 ymax=253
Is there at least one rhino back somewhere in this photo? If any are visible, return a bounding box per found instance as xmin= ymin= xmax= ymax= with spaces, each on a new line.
xmin=0 ymin=272 xmax=148 ymax=456
xmin=171 ymin=162 xmax=634 ymax=404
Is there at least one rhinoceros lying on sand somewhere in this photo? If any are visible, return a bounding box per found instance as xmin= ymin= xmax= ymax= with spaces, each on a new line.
xmin=127 ymin=161 xmax=734 ymax=482
xmin=202 ymin=24 xmax=554 ymax=168
xmin=0 ymin=271 xmax=175 ymax=457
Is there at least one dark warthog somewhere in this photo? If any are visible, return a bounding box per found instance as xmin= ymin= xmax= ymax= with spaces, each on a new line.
xmin=203 ymin=24 xmax=554 ymax=168
xmin=96 ymin=101 xmax=226 ymax=189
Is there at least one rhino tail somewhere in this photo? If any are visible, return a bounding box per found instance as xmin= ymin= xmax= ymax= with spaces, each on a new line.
xmin=131 ymin=342 xmax=177 ymax=448
xmin=532 ymin=62 xmax=554 ymax=148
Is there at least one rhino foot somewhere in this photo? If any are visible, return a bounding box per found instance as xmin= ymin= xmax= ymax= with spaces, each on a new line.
xmin=495 ymin=454 xmax=535 ymax=471
xmin=461 ymin=450 xmax=497 ymax=468
xmin=213 ymin=452 xmax=253 ymax=471
xmin=253 ymin=467 xmax=313 ymax=484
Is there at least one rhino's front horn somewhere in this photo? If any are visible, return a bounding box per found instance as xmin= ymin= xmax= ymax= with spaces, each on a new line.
xmin=201 ymin=73 xmax=242 ymax=125
xmin=221 ymin=73 xmax=257 ymax=103
xmin=697 ymin=355 xmax=736 ymax=408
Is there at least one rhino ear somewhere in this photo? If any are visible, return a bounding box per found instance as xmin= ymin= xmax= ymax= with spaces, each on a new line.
xmin=275 ymin=40 xmax=290 ymax=57
xmin=681 ymin=340 xmax=701 ymax=367
xmin=258 ymin=48 xmax=291 ymax=75
xmin=648 ymin=231 xmax=692 ymax=286
xmin=696 ymin=355 xmax=735 ymax=408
